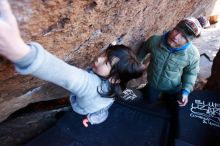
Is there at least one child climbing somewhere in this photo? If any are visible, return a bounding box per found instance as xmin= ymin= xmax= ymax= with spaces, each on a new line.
xmin=0 ymin=0 xmax=144 ymax=127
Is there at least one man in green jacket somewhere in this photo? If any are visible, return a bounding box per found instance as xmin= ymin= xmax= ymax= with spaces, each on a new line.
xmin=138 ymin=17 xmax=204 ymax=106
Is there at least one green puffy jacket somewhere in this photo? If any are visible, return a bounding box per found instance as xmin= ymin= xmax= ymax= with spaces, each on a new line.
xmin=138 ymin=35 xmax=200 ymax=93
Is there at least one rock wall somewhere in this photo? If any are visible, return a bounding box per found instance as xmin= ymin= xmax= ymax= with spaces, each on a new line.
xmin=0 ymin=0 xmax=217 ymax=122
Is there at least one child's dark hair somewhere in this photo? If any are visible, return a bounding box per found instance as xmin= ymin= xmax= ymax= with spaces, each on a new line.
xmin=98 ymin=44 xmax=144 ymax=98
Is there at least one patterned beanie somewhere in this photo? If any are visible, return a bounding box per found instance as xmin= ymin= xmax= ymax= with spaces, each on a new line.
xmin=175 ymin=17 xmax=203 ymax=41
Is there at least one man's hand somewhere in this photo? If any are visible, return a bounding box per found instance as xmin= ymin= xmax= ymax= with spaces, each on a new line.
xmin=142 ymin=53 xmax=151 ymax=70
xmin=0 ymin=0 xmax=30 ymax=61
xmin=177 ymin=94 xmax=188 ymax=107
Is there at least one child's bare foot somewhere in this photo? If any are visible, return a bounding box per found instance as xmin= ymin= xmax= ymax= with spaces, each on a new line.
xmin=82 ymin=118 xmax=89 ymax=127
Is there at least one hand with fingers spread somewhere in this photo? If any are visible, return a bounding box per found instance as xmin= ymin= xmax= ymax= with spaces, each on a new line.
xmin=0 ymin=0 xmax=30 ymax=61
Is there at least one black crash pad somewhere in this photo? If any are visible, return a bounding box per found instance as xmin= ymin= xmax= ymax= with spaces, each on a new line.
xmin=175 ymin=91 xmax=220 ymax=146
xmin=25 ymin=99 xmax=172 ymax=146
xmin=26 ymin=90 xmax=220 ymax=146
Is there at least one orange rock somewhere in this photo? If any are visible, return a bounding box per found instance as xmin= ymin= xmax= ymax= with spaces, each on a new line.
xmin=209 ymin=15 xmax=218 ymax=24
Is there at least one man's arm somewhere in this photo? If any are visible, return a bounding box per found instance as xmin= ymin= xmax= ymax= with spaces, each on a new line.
xmin=178 ymin=53 xmax=200 ymax=106
xmin=182 ymin=55 xmax=200 ymax=93
xmin=137 ymin=36 xmax=153 ymax=63
xmin=136 ymin=37 xmax=154 ymax=71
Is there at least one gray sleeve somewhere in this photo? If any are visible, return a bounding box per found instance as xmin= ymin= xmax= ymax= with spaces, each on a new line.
xmin=13 ymin=44 xmax=37 ymax=68
xmin=87 ymin=103 xmax=112 ymax=124
xmin=182 ymin=53 xmax=200 ymax=92
xmin=14 ymin=42 xmax=92 ymax=97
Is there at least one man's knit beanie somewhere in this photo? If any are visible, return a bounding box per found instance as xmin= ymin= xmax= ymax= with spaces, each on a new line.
xmin=175 ymin=17 xmax=203 ymax=41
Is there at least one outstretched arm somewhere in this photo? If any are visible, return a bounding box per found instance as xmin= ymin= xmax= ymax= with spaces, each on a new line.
xmin=0 ymin=0 xmax=30 ymax=61
xmin=0 ymin=0 xmax=94 ymax=98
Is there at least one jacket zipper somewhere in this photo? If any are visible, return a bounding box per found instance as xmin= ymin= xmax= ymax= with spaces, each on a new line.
xmin=156 ymin=52 xmax=172 ymax=88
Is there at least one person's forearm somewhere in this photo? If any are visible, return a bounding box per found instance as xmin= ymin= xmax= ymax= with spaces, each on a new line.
xmin=137 ymin=43 xmax=148 ymax=62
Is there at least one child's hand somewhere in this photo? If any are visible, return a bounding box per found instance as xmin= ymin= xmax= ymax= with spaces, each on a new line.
xmin=0 ymin=0 xmax=30 ymax=61
xmin=82 ymin=117 xmax=89 ymax=128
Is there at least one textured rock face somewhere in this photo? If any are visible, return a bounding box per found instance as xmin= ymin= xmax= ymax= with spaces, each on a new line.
xmin=0 ymin=0 xmax=217 ymax=122
xmin=205 ymin=49 xmax=220 ymax=90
